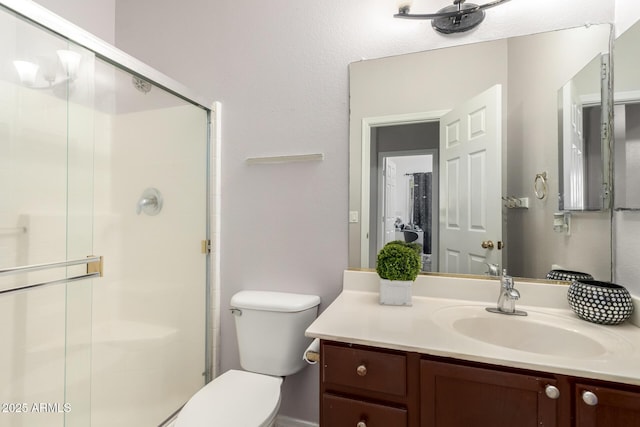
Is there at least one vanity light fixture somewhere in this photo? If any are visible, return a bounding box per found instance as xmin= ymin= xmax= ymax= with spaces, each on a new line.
xmin=395 ymin=0 xmax=511 ymax=34
xmin=13 ymin=49 xmax=81 ymax=89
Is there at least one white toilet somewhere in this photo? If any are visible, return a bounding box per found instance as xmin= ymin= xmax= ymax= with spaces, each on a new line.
xmin=174 ymin=290 xmax=321 ymax=427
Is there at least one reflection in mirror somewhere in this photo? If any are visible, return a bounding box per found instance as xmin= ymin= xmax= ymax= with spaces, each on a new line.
xmin=614 ymin=21 xmax=640 ymax=210
xmin=613 ymin=18 xmax=640 ymax=296
xmin=349 ymin=24 xmax=613 ymax=281
xmin=558 ymin=53 xmax=610 ymax=211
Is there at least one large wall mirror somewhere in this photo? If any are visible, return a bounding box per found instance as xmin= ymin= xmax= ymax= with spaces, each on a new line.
xmin=349 ymin=24 xmax=614 ymax=282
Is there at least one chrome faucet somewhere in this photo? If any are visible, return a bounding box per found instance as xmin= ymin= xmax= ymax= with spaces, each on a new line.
xmin=484 ymin=263 xmax=500 ymax=277
xmin=486 ymin=269 xmax=527 ymax=316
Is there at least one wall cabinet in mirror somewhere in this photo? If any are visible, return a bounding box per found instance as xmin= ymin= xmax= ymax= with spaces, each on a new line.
xmin=558 ymin=53 xmax=611 ymax=212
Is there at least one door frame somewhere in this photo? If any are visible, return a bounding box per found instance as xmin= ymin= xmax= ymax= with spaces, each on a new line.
xmin=360 ymin=110 xmax=449 ymax=268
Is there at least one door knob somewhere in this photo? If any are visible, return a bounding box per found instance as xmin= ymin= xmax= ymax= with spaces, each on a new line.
xmin=481 ymin=240 xmax=494 ymax=249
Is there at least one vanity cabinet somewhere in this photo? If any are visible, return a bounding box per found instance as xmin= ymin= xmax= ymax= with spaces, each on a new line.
xmin=318 ymin=340 xmax=640 ymax=427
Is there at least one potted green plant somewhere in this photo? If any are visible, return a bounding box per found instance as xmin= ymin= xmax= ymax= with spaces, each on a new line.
xmin=376 ymin=240 xmax=422 ymax=306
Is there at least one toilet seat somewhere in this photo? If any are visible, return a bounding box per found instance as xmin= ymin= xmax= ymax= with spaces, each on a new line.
xmin=174 ymin=369 xmax=283 ymax=427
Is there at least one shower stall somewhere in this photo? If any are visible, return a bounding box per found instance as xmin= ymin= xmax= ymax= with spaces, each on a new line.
xmin=0 ymin=1 xmax=217 ymax=426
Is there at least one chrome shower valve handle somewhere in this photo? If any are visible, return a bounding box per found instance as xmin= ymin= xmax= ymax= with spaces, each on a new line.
xmin=136 ymin=187 xmax=163 ymax=216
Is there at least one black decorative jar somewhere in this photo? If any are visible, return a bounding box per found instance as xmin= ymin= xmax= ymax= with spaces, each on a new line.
xmin=546 ymin=269 xmax=593 ymax=282
xmin=567 ymin=280 xmax=634 ymax=325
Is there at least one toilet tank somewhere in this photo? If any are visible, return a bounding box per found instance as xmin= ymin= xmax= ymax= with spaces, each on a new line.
xmin=230 ymin=291 xmax=321 ymax=377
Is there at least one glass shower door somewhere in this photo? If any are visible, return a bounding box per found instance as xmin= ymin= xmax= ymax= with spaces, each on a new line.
xmin=89 ymin=58 xmax=209 ymax=426
xmin=0 ymin=7 xmax=95 ymax=427
xmin=0 ymin=3 xmax=210 ymax=426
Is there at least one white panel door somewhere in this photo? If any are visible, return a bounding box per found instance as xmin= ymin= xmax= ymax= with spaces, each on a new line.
xmin=382 ymin=157 xmax=398 ymax=247
xmin=439 ymin=85 xmax=502 ymax=274
xmin=561 ymin=80 xmax=585 ymax=210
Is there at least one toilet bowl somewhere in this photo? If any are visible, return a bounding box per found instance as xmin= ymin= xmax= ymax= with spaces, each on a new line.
xmin=173 ymin=290 xmax=320 ymax=427
xmin=174 ymin=370 xmax=282 ymax=427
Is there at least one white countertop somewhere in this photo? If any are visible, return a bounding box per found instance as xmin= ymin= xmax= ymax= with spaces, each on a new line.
xmin=306 ymin=270 xmax=640 ymax=386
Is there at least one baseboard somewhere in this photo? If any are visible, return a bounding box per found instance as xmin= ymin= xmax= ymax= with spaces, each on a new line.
xmin=276 ymin=415 xmax=319 ymax=427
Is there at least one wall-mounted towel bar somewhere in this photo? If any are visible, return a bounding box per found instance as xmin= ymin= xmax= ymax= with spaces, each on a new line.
xmin=0 ymin=255 xmax=103 ymax=296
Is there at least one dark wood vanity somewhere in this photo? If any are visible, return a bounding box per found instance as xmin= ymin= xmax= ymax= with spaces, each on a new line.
xmin=319 ymin=340 xmax=640 ymax=427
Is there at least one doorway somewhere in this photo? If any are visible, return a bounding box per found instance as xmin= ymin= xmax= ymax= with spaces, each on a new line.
xmin=377 ymin=151 xmax=439 ymax=272
xmin=368 ymin=121 xmax=440 ymax=271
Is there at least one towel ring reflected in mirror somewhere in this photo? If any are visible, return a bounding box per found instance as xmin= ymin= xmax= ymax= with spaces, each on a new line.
xmin=534 ymin=172 xmax=548 ymax=200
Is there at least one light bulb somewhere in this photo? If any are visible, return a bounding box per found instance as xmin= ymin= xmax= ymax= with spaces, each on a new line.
xmin=56 ymin=49 xmax=81 ymax=78
xmin=13 ymin=60 xmax=39 ymax=86
xmin=398 ymin=0 xmax=413 ymax=11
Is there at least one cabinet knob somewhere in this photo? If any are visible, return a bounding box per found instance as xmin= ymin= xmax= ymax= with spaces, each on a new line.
xmin=545 ymin=385 xmax=560 ymax=399
xmin=582 ymin=390 xmax=599 ymax=406
xmin=356 ymin=364 xmax=367 ymax=376
xmin=356 ymin=422 xmax=367 ymax=427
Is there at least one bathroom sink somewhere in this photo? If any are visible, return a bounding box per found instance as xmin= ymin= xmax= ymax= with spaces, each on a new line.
xmin=433 ymin=305 xmax=632 ymax=358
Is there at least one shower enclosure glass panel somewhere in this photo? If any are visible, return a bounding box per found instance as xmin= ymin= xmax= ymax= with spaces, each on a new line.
xmin=0 ymin=3 xmax=210 ymax=426
xmin=0 ymin=9 xmax=95 ymax=427
xmin=90 ymin=59 xmax=208 ymax=427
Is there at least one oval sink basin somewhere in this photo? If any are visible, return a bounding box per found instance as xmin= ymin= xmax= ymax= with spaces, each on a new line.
xmin=434 ymin=305 xmax=632 ymax=358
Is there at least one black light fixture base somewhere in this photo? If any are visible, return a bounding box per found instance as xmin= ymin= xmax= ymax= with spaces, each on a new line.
xmin=431 ymin=3 xmax=486 ymax=34
xmin=394 ymin=0 xmax=509 ymax=34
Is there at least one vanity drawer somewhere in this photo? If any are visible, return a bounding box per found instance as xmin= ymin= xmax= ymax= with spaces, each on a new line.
xmin=323 ymin=393 xmax=408 ymax=427
xmin=322 ymin=342 xmax=407 ymax=397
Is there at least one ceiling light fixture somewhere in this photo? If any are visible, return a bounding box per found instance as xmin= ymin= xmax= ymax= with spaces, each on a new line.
xmin=395 ymin=0 xmax=511 ymax=34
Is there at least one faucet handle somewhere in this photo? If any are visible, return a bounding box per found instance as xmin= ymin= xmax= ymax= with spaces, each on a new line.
xmin=136 ymin=188 xmax=163 ymax=216
xmin=501 ymin=269 xmax=514 ymax=289
xmin=485 ymin=263 xmax=500 ymax=276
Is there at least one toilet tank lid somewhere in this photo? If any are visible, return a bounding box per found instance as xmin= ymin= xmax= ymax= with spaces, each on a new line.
xmin=231 ymin=291 xmax=320 ymax=312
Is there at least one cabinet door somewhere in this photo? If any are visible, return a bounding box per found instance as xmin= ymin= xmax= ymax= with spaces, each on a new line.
xmin=323 ymin=393 xmax=408 ymax=427
xmin=421 ymin=360 xmax=559 ymax=427
xmin=576 ymin=383 xmax=640 ymax=427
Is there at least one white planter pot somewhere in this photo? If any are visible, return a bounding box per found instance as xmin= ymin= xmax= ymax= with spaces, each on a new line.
xmin=379 ymin=279 xmax=413 ymax=306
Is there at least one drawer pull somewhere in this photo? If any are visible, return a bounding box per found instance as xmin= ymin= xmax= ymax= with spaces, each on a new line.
xmin=357 ymin=422 xmax=367 ymax=427
xmin=582 ymin=391 xmax=598 ymax=406
xmin=356 ymin=364 xmax=368 ymax=377
xmin=545 ymin=385 xmax=560 ymax=399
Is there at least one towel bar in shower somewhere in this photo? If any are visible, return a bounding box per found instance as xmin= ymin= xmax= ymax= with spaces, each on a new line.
xmin=0 ymin=255 xmax=103 ymax=296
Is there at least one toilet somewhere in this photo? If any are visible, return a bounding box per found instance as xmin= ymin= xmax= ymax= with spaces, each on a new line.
xmin=174 ymin=290 xmax=321 ymax=427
